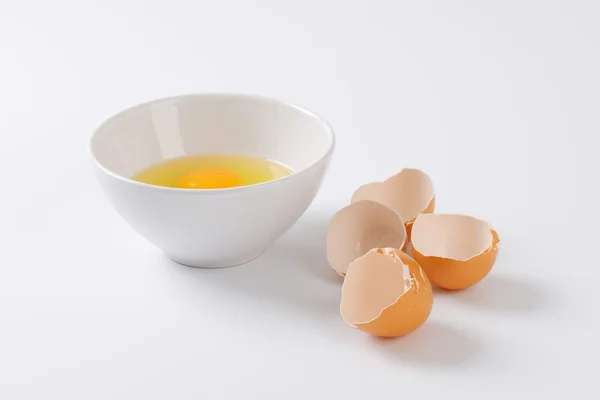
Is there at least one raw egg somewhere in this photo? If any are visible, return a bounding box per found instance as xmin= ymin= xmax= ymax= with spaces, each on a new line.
xmin=351 ymin=168 xmax=435 ymax=240
xmin=340 ymin=248 xmax=433 ymax=337
xmin=411 ymin=214 xmax=500 ymax=290
xmin=132 ymin=153 xmax=292 ymax=189
xmin=176 ymin=169 xmax=241 ymax=189
xmin=326 ymin=200 xmax=406 ymax=276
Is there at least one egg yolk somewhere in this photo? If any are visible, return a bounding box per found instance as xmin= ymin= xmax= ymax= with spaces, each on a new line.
xmin=176 ymin=169 xmax=241 ymax=189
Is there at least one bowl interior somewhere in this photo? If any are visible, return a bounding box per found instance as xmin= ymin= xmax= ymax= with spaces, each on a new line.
xmin=91 ymin=94 xmax=334 ymax=180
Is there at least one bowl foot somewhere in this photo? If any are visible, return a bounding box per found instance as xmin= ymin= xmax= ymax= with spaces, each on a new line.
xmin=165 ymin=250 xmax=266 ymax=269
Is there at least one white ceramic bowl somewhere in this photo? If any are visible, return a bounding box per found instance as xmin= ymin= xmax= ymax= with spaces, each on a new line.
xmin=91 ymin=93 xmax=335 ymax=268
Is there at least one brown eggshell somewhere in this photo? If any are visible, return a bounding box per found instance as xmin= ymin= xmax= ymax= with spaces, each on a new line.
xmin=411 ymin=214 xmax=500 ymax=290
xmin=351 ymin=169 xmax=435 ymax=241
xmin=326 ymin=201 xmax=406 ymax=276
xmin=340 ymin=248 xmax=433 ymax=337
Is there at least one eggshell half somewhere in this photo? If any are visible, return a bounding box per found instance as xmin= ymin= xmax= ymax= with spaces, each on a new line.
xmin=340 ymin=248 xmax=433 ymax=337
xmin=351 ymin=168 xmax=435 ymax=239
xmin=411 ymin=214 xmax=500 ymax=290
xmin=326 ymin=201 xmax=407 ymax=276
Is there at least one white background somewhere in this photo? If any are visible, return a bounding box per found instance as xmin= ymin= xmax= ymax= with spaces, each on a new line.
xmin=1 ymin=0 xmax=599 ymax=398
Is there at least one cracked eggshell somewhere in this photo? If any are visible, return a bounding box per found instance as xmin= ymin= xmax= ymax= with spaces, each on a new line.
xmin=340 ymin=248 xmax=433 ymax=337
xmin=351 ymin=168 xmax=435 ymax=239
xmin=411 ymin=214 xmax=500 ymax=290
xmin=326 ymin=200 xmax=406 ymax=276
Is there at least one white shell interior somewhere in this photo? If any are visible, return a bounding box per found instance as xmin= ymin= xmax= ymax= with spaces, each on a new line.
xmin=351 ymin=169 xmax=434 ymax=222
xmin=411 ymin=214 xmax=493 ymax=261
xmin=91 ymin=94 xmax=334 ymax=178
xmin=326 ymin=201 xmax=406 ymax=275
xmin=341 ymin=249 xmax=410 ymax=325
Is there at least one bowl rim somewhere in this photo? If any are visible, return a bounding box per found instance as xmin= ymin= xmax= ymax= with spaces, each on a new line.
xmin=90 ymin=92 xmax=336 ymax=194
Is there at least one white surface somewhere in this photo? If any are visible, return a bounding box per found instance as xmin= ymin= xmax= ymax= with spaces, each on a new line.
xmin=92 ymin=93 xmax=333 ymax=267
xmin=1 ymin=0 xmax=599 ymax=398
